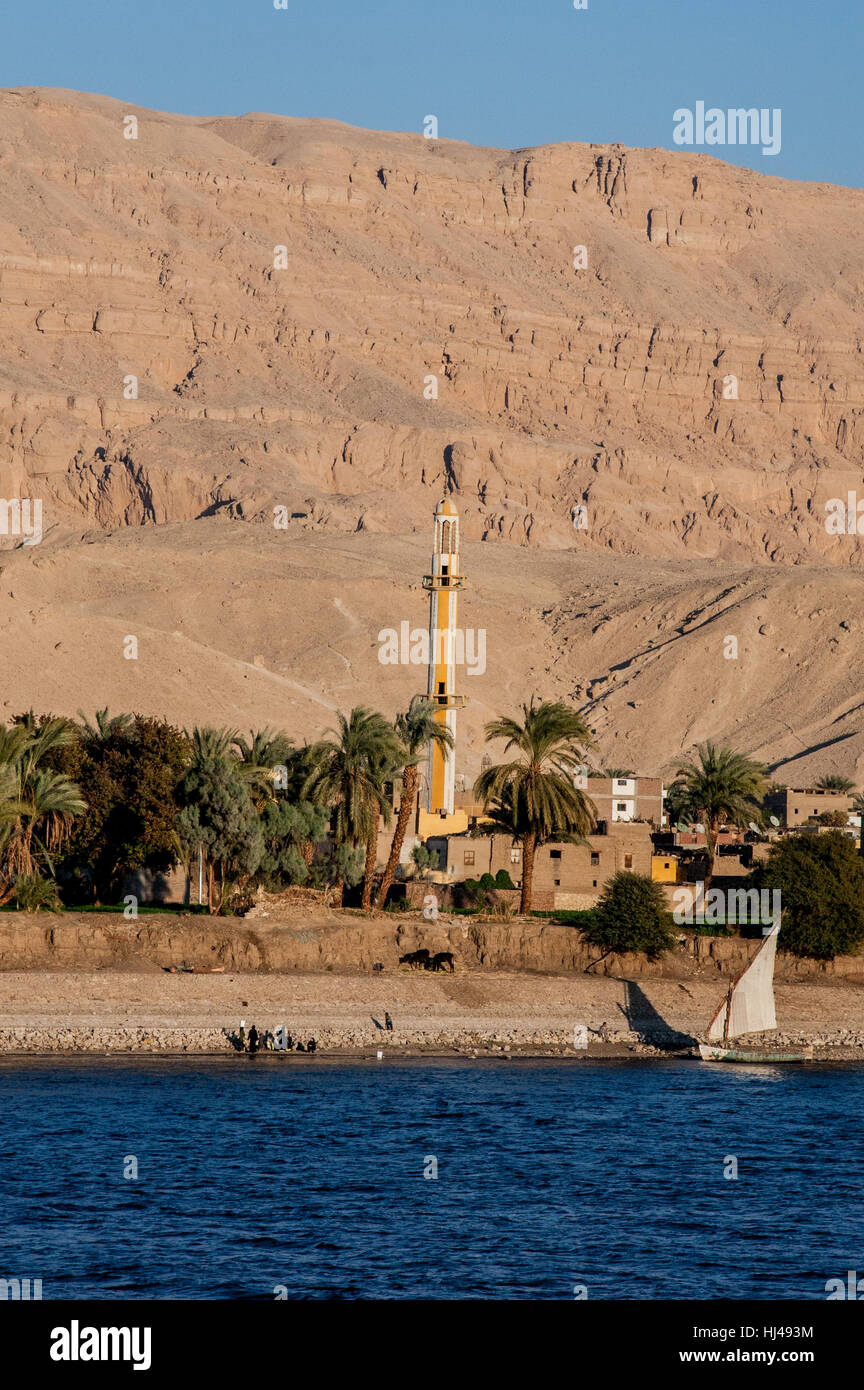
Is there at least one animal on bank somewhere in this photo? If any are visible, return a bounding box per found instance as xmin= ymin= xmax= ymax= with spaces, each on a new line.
xmin=426 ymin=952 xmax=455 ymax=973
xmin=399 ymin=949 xmax=431 ymax=970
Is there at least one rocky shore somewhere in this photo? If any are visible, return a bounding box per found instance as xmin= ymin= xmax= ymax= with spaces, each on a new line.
xmin=2 ymin=1024 xmax=864 ymax=1060
xmin=1 ymin=910 xmax=863 ymax=1061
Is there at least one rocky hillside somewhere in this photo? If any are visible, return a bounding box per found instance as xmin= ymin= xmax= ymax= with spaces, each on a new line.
xmin=1 ymin=88 xmax=863 ymax=777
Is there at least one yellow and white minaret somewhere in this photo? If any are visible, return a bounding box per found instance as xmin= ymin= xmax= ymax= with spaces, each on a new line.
xmin=422 ymin=498 xmax=467 ymax=815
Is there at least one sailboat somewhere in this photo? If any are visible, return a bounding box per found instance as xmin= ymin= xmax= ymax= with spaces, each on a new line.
xmin=698 ymin=924 xmax=812 ymax=1063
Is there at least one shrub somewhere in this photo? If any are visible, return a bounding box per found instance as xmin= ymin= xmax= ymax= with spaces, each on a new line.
xmin=13 ymin=874 xmax=62 ymax=913
xmin=581 ymin=872 xmax=676 ymax=960
xmin=479 ymin=872 xmax=496 ymax=891
xmin=754 ymin=831 xmax=864 ymax=959
xmin=494 ymin=868 xmax=515 ymax=889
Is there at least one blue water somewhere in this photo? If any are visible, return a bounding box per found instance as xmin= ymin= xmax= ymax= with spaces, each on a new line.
xmin=1 ymin=1056 xmax=861 ymax=1300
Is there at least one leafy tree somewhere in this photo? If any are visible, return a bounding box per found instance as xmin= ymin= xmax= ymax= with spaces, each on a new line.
xmin=303 ymin=707 xmax=402 ymax=909
xmin=582 ymin=871 xmax=676 ymax=960
xmin=49 ymin=715 xmax=190 ymax=902
xmin=473 ymin=698 xmax=595 ymax=914
xmin=411 ymin=843 xmax=439 ymax=881
xmin=754 ymin=831 xmax=864 ymax=959
xmin=176 ymin=739 xmax=263 ymax=913
xmin=667 ymin=743 xmax=767 ymax=894
xmin=494 ymin=868 xmax=515 ymax=889
xmin=374 ymin=699 xmax=453 ymax=908
xmin=257 ymin=799 xmax=329 ymax=888
xmin=817 ymin=810 xmax=849 ymax=828
xmin=309 ymin=841 xmax=364 ymax=893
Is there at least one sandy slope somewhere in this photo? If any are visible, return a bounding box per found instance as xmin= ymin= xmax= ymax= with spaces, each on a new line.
xmin=1 ymin=88 xmax=864 ymax=776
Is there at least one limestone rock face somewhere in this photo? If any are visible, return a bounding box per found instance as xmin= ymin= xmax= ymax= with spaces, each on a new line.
xmin=1 ymin=88 xmax=863 ymax=776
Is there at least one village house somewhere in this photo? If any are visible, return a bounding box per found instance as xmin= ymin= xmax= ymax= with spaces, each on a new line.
xmin=764 ymin=786 xmax=854 ymax=827
xmin=583 ymin=775 xmax=665 ymax=826
xmin=427 ymin=821 xmax=654 ymax=910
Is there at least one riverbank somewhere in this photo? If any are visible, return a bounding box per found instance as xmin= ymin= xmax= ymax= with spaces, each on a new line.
xmin=2 ymin=965 xmax=864 ymax=1058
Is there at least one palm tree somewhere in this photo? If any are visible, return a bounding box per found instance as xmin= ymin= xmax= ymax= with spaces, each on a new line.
xmin=473 ymin=698 xmax=596 ymax=915
xmin=816 ymin=774 xmax=855 ymax=793
xmin=0 ymin=719 xmax=85 ymax=904
xmin=303 ymin=708 xmax=402 ymax=909
xmin=668 ymin=742 xmax=768 ymax=897
xmin=77 ymin=707 xmax=134 ymax=742
xmin=373 ymin=699 xmax=454 ymax=909
xmin=189 ymin=726 xmax=238 ymax=762
xmin=234 ymin=728 xmax=295 ymax=810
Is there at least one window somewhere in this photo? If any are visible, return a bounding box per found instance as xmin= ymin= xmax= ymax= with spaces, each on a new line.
xmin=463 ymin=850 xmax=475 ymax=866
xmin=624 ymin=854 xmax=633 ymax=868
xmin=510 ymin=848 xmax=520 ymax=863
xmin=616 ymin=802 xmax=628 ymax=812
xmin=592 ymin=880 xmax=598 ymax=888
xmin=554 ymin=878 xmax=561 ymax=887
xmin=550 ymin=849 xmax=561 ymax=859
xmin=590 ymin=852 xmax=600 ymax=866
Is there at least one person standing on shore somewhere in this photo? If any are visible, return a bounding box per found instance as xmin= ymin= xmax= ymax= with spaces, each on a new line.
xmin=384 ymin=1012 xmax=394 ymax=1033
xmin=248 ymin=1025 xmax=259 ymax=1054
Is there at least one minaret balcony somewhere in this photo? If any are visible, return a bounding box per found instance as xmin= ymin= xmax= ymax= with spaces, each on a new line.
xmin=418 ymin=691 xmax=468 ymax=709
xmin=423 ymin=574 xmax=465 ymax=591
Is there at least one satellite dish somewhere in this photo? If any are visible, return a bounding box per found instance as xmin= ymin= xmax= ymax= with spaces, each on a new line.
xmin=770 ymin=815 xmax=780 ymax=827
xmin=695 ymin=823 xmax=705 ymax=833
xmin=748 ymin=822 xmax=760 ymax=834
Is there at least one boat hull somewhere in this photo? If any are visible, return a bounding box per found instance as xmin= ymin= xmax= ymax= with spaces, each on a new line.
xmin=698 ymin=1042 xmax=812 ymax=1064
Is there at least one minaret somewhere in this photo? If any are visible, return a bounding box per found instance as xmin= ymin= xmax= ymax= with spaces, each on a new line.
xmin=423 ymin=498 xmax=466 ymax=814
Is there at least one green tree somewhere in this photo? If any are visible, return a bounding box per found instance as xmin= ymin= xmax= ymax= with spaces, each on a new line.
xmin=303 ymin=708 xmax=402 ymax=909
xmin=257 ymin=799 xmax=329 ymax=888
xmin=582 ymin=871 xmax=676 ymax=961
xmin=176 ymin=732 xmax=263 ymax=913
xmin=411 ymin=843 xmax=439 ymax=881
xmin=234 ymin=727 xmax=295 ymax=810
xmin=50 ymin=715 xmax=190 ymax=902
xmin=755 ymin=831 xmax=864 ymax=959
xmin=374 ymin=699 xmax=454 ymax=908
xmin=77 ymin=707 xmax=134 ymax=743
xmin=817 ymin=810 xmax=849 ymax=828
xmin=473 ymin=698 xmax=596 ymax=914
xmin=668 ymin=743 xmax=767 ymax=894
xmin=0 ymin=718 xmax=85 ymax=904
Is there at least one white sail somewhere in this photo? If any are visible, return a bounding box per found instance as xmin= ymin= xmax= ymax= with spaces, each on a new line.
xmin=706 ymin=926 xmax=779 ymax=1043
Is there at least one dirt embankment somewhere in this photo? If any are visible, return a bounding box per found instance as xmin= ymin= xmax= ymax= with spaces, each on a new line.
xmin=1 ymin=910 xmax=863 ymax=982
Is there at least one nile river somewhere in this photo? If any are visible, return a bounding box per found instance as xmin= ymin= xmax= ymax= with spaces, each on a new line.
xmin=1 ymin=1056 xmax=860 ymax=1299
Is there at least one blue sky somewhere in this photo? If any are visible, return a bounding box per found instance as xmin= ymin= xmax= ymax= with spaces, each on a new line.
xmin=3 ymin=0 xmax=861 ymax=186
